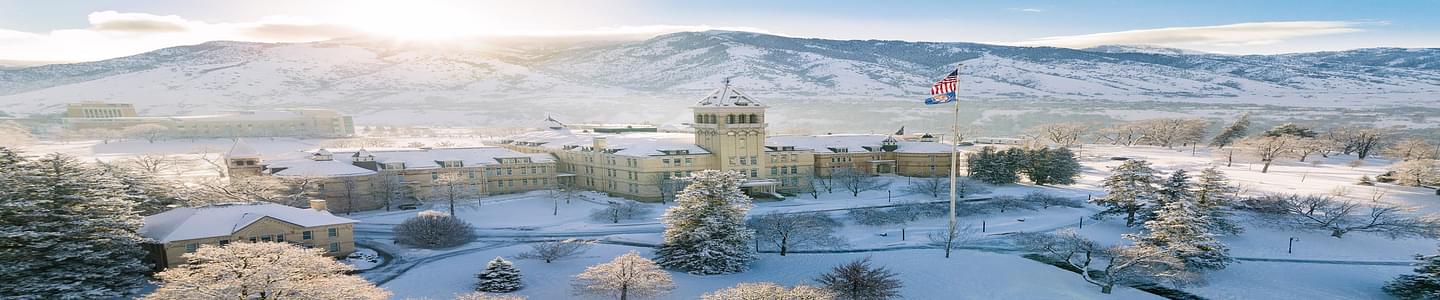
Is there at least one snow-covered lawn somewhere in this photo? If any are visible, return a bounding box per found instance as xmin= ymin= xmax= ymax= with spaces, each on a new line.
xmin=381 ymin=244 xmax=1160 ymax=300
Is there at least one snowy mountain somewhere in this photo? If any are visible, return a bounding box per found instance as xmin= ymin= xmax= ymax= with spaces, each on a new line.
xmin=2 ymin=30 xmax=1438 ymax=119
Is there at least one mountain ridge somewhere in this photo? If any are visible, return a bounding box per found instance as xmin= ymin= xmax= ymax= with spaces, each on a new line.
xmin=1 ymin=30 xmax=1438 ymax=118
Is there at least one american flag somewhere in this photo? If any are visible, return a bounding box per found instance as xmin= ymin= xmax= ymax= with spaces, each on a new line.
xmin=930 ymin=70 xmax=958 ymax=95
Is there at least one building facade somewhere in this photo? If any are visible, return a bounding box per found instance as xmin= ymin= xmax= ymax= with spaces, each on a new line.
xmin=139 ymin=201 xmax=358 ymax=269
xmin=498 ymin=82 xmax=957 ymax=201
xmin=226 ymin=140 xmax=558 ymax=211
xmin=62 ymin=102 xmax=355 ymax=138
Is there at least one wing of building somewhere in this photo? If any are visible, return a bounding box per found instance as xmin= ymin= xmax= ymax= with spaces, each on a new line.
xmin=139 ymin=202 xmax=358 ymax=269
xmin=62 ymin=101 xmax=355 ymax=138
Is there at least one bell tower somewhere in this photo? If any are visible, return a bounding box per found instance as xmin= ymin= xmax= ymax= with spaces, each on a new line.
xmin=691 ymin=80 xmax=767 ymax=178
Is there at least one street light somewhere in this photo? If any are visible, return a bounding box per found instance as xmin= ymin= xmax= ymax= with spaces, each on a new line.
xmin=1288 ymin=237 xmax=1299 ymax=254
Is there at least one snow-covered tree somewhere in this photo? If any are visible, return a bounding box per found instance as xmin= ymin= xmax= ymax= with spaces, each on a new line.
xmin=517 ymin=239 xmax=595 ymax=263
xmin=1030 ymin=122 xmax=1090 ymax=148
xmin=1386 ymin=247 xmax=1440 ymax=300
xmin=1209 ymin=112 xmax=1251 ymax=148
xmin=0 ymin=152 xmax=150 ymax=299
xmin=145 ymin=242 xmax=389 ymax=300
xmin=572 ymin=251 xmax=675 ymax=300
xmin=1132 ymin=199 xmax=1232 ymax=272
xmin=1025 ymin=191 xmax=1084 ymax=209
xmin=1263 ymin=123 xmax=1318 ymax=138
xmin=747 ymin=211 xmax=843 ymax=256
xmin=1014 ymin=229 xmax=1189 ymax=294
xmin=966 ymin=146 xmax=1024 ymax=185
xmin=815 ymin=257 xmax=903 ymax=300
xmin=1093 ymin=160 xmax=1161 ymax=226
xmin=455 ymin=291 xmax=527 ymax=300
xmin=655 ymin=170 xmax=757 ymax=274
xmin=1194 ymin=167 xmax=1243 ymax=234
xmin=1158 ymin=169 xmax=1194 ymax=206
xmin=1393 ymin=160 xmax=1439 ymax=187
xmin=394 ymin=210 xmax=477 ymax=248
xmin=94 ymin=160 xmax=183 ymax=216
xmin=1327 ymin=125 xmax=1388 ymax=159
xmin=703 ymin=282 xmax=836 ymax=300
xmin=477 ymin=257 xmax=523 ymax=293
xmin=1022 ymin=147 xmax=1081 ymax=185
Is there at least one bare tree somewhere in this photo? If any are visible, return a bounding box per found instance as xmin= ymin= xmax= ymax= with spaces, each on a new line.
xmin=1388 ymin=138 xmax=1439 ymax=161
xmin=654 ymin=175 xmax=689 ymax=204
xmin=1135 ymin=119 xmax=1209 ymax=148
xmin=572 ymin=251 xmax=675 ymax=300
xmin=394 ymin=210 xmax=476 ymax=248
xmin=1092 ymin=122 xmax=1147 ymax=146
xmin=1239 ymin=135 xmax=1300 ymax=173
xmin=517 ymin=239 xmax=596 ymax=263
xmin=432 ymin=172 xmax=478 ymax=216
xmin=833 ymin=168 xmax=890 ymax=197
xmin=124 ymin=124 xmax=169 ymax=143
xmin=1031 ymin=123 xmax=1090 ymax=148
xmin=811 ymin=171 xmax=837 ymax=195
xmin=1024 ymin=192 xmax=1084 ymax=209
xmin=122 ymin=153 xmax=179 ymax=174
xmin=747 ymin=212 xmax=843 ymax=256
xmin=1327 ymin=125 xmax=1388 ymax=159
xmin=191 ymin=146 xmax=229 ymax=177
xmin=904 ymin=175 xmax=947 ymax=199
xmin=985 ymin=195 xmax=1036 ymax=213
xmin=1259 ymin=194 xmax=1440 ymax=238
xmin=814 ymin=257 xmax=903 ymax=300
xmin=928 ymin=222 xmax=977 ymax=258
xmin=374 ymin=172 xmax=408 ymax=212
xmin=1014 ymin=230 xmax=1190 ymax=294
xmin=1293 ymin=138 xmax=1340 ymax=162
xmin=590 ymin=200 xmax=651 ymax=223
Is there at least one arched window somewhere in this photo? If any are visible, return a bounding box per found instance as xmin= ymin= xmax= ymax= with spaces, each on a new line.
xmin=727 ymin=114 xmax=736 ymax=124
xmin=695 ymin=114 xmax=702 ymax=123
xmin=749 ymin=114 xmax=758 ymax=123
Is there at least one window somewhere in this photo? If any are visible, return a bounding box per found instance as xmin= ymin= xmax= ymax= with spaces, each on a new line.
xmin=185 ymin=243 xmax=199 ymax=253
xmin=469 ymin=171 xmax=476 ymax=179
xmin=276 ymin=234 xmax=285 ymax=242
xmin=750 ymin=169 xmax=758 ymax=177
xmin=218 ymin=239 xmax=229 ymax=246
xmin=770 ymin=167 xmax=778 ymax=175
xmin=431 ymin=171 xmax=439 ymax=180
xmin=328 ymin=242 xmax=340 ymax=253
xmin=302 ymin=231 xmax=313 ymax=240
xmin=260 ymin=235 xmax=272 ymax=242
xmin=249 ymin=237 xmax=257 ymax=242
xmin=328 ymin=228 xmax=338 ymax=237
xmin=662 ymin=158 xmax=671 ymax=165
xmin=685 ymin=158 xmax=693 ymax=165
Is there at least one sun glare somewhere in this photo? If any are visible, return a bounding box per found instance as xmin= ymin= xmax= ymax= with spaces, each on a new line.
xmin=337 ymin=0 xmax=490 ymax=40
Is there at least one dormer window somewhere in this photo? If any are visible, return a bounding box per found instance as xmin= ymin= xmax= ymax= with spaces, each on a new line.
xmin=438 ymin=160 xmax=463 ymax=168
xmin=381 ymin=162 xmax=405 ymax=170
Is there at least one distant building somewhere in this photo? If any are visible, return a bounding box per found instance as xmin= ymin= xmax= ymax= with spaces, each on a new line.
xmin=61 ymin=101 xmax=355 ymax=138
xmin=139 ymin=201 xmax=358 ymax=269
xmin=226 ymin=139 xmax=558 ymax=211
xmin=497 ymin=81 xmax=959 ymax=201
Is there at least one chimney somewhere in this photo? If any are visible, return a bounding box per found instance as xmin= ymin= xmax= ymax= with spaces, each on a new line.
xmin=593 ymin=137 xmax=608 ymax=150
xmin=309 ymin=199 xmax=328 ymax=211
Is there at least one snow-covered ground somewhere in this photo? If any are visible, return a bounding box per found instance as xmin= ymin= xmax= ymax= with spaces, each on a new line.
xmin=16 ymin=138 xmax=1440 ymax=299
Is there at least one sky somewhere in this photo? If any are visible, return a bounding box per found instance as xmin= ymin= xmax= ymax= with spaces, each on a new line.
xmin=1 ymin=0 xmax=1438 ymax=62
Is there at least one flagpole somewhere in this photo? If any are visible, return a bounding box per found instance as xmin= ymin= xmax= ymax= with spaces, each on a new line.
xmin=946 ymin=64 xmax=963 ymax=258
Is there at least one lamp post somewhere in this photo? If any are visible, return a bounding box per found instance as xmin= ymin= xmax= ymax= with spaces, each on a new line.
xmin=1288 ymin=237 xmax=1298 ymax=254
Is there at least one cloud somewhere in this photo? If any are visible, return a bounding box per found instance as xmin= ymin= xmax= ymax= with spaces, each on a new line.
xmin=1012 ymin=21 xmax=1373 ymax=49
xmin=0 ymin=28 xmax=37 ymax=40
xmin=88 ymin=11 xmax=191 ymax=33
xmin=1010 ymin=8 xmax=1045 ymax=13
xmin=242 ymin=23 xmax=362 ymax=41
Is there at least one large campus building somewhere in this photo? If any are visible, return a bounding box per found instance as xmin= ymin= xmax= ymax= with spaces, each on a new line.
xmin=496 ymin=82 xmax=958 ymax=201
xmin=62 ymin=101 xmax=355 ymax=138
xmin=226 ymin=141 xmax=558 ymax=212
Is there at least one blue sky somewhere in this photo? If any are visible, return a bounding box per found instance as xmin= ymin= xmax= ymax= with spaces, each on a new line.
xmin=1 ymin=0 xmax=1437 ymax=61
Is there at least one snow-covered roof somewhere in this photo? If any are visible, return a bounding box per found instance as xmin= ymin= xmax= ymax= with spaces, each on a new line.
xmin=227 ymin=138 xmax=259 ymax=158
xmin=767 ymin=134 xmax=953 ymax=154
xmin=696 ymin=81 xmax=763 ymax=107
xmin=502 ymin=130 xmax=710 ymax=157
xmin=264 ymin=147 xmax=555 ymax=176
xmin=141 ymin=203 xmax=358 ymax=243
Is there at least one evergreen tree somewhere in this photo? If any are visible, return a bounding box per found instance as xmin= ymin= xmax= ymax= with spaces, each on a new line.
xmin=1135 ymin=199 xmax=1232 ymax=272
xmin=96 ymin=162 xmax=182 ymax=215
xmin=1023 ymin=147 xmax=1081 ymax=185
xmin=477 ymin=256 xmax=523 ymax=293
xmin=966 ymin=146 xmax=1025 ymax=185
xmin=1158 ymin=169 xmax=1194 ymax=205
xmin=1209 ymin=112 xmax=1251 ymax=148
xmin=0 ymin=153 xmax=150 ymax=299
xmin=1194 ymin=167 xmax=1243 ymax=235
xmin=1386 ymin=248 xmax=1440 ymax=300
xmin=1093 ymin=160 xmax=1161 ymax=227
xmin=655 ymin=170 xmax=757 ymax=274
